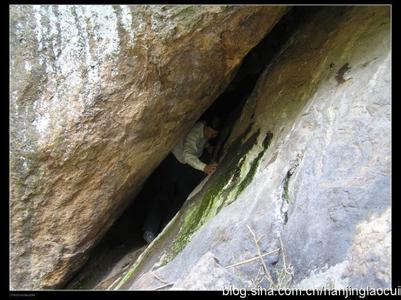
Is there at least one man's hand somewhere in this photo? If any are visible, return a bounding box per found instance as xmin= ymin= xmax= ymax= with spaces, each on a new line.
xmin=204 ymin=163 xmax=218 ymax=175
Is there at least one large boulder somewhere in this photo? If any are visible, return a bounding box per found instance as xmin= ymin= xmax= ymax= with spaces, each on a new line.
xmin=9 ymin=5 xmax=288 ymax=289
xmin=117 ymin=6 xmax=390 ymax=290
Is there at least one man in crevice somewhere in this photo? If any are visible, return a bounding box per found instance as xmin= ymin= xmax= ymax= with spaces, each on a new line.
xmin=142 ymin=117 xmax=221 ymax=244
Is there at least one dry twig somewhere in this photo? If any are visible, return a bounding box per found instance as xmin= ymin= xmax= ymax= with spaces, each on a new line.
xmin=107 ymin=276 xmax=122 ymax=290
xmin=153 ymin=283 xmax=174 ymax=290
xmin=247 ymin=225 xmax=275 ymax=288
xmin=278 ymin=234 xmax=294 ymax=288
xmin=151 ymin=269 xmax=170 ymax=285
xmin=225 ymin=248 xmax=280 ymax=269
xmin=251 ymin=266 xmax=263 ymax=289
xmin=279 ymin=234 xmax=293 ymax=276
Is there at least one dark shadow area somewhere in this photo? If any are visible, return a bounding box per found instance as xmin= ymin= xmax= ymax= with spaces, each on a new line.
xmin=203 ymin=5 xmax=323 ymax=163
xmin=64 ymin=6 xmax=325 ymax=289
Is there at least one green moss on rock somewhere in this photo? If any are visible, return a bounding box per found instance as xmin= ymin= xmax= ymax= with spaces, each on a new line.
xmin=234 ymin=132 xmax=273 ymax=199
xmin=160 ymin=130 xmax=273 ymax=266
xmin=115 ymin=130 xmax=274 ymax=288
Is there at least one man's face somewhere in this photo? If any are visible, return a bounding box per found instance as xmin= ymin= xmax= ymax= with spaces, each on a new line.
xmin=204 ymin=126 xmax=219 ymax=140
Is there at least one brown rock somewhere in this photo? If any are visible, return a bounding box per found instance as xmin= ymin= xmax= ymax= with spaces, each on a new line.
xmin=10 ymin=5 xmax=288 ymax=289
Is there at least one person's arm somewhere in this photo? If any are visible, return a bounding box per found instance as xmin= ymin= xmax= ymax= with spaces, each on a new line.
xmin=183 ymin=127 xmax=206 ymax=172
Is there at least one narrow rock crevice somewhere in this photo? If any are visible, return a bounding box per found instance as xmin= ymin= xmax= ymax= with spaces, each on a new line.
xmin=10 ymin=5 xmax=390 ymax=290
xmin=64 ymin=7 xmax=318 ymax=289
xmin=280 ymin=154 xmax=302 ymax=225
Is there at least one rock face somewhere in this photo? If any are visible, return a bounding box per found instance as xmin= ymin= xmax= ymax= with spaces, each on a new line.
xmin=172 ymin=252 xmax=244 ymax=290
xmin=115 ymin=6 xmax=390 ymax=290
xmin=10 ymin=5 xmax=288 ymax=289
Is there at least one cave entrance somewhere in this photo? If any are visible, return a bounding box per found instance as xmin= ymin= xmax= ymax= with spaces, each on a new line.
xmin=65 ymin=6 xmax=322 ymax=290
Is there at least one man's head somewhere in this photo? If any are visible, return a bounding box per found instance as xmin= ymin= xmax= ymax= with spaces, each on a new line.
xmin=204 ymin=126 xmax=219 ymax=140
xmin=203 ymin=116 xmax=221 ymax=140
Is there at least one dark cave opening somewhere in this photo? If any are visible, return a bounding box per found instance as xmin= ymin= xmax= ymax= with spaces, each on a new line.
xmin=65 ymin=6 xmax=324 ymax=289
